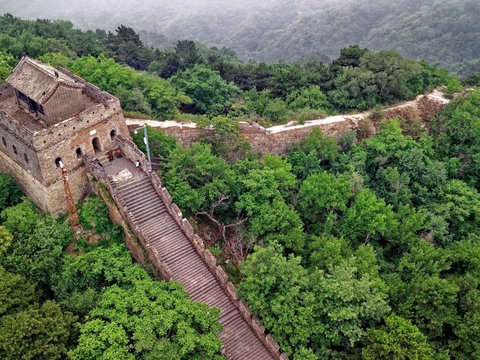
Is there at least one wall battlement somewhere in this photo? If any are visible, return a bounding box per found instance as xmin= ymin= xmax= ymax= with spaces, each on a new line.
xmin=127 ymin=89 xmax=449 ymax=155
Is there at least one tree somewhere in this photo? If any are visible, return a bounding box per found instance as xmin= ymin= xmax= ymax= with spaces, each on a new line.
xmin=132 ymin=125 xmax=178 ymax=172
xmin=77 ymin=196 xmax=117 ymax=236
xmin=0 ymin=225 xmax=12 ymax=254
xmin=243 ymin=88 xmax=272 ymax=117
xmin=287 ymin=128 xmax=340 ymax=179
xmin=0 ymin=173 xmax=22 ymax=212
xmin=239 ymin=245 xmax=315 ymax=358
xmin=0 ymin=51 xmax=15 ymax=82
xmin=71 ymin=55 xmax=189 ymax=118
xmin=430 ymin=179 xmax=480 ymax=241
xmin=164 ymin=142 xmax=234 ymax=215
xmin=171 ymin=64 xmax=240 ymax=116
xmin=1 ymin=200 xmax=71 ymax=289
xmin=196 ymin=116 xmax=252 ymax=163
xmin=236 ymin=166 xmax=304 ymax=253
xmin=0 ymin=301 xmax=76 ymax=360
xmin=329 ymin=66 xmax=378 ymax=110
xmin=0 ymin=265 xmax=37 ymax=317
xmin=432 ymin=89 xmax=480 ymax=189
xmin=362 ymin=315 xmax=434 ymax=360
xmin=286 ymin=85 xmax=329 ymax=111
xmin=360 ymin=50 xmax=419 ymax=104
xmin=299 ymin=171 xmax=352 ymax=233
xmin=38 ymin=52 xmax=72 ymax=68
xmin=0 ymin=197 xmax=40 ymax=240
xmin=340 ymin=188 xmax=397 ymax=246
xmin=263 ymin=98 xmax=289 ymax=123
xmin=69 ymin=280 xmax=223 ymax=360
xmin=310 ymin=248 xmax=390 ymax=356
xmin=107 ymin=25 xmax=151 ymax=70
xmin=53 ymin=243 xmax=147 ymax=317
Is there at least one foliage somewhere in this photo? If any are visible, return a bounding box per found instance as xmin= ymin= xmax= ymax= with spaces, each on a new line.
xmin=164 ymin=142 xmax=234 ymax=215
xmin=0 ymin=201 xmax=71 ymax=289
xmin=239 ymin=245 xmax=315 ymax=357
xmin=432 ymin=89 xmax=480 ymax=189
xmin=71 ymin=54 xmax=189 ymax=118
xmin=69 ymin=280 xmax=223 ymax=360
xmin=362 ymin=315 xmax=434 ymax=360
xmin=171 ymin=64 xmax=240 ymax=116
xmin=77 ymin=196 xmax=120 ymax=239
xmin=196 ymin=116 xmax=252 ymax=163
xmin=286 ymin=85 xmax=329 ymax=111
xmin=0 ymin=51 xmax=15 ymax=82
xmin=0 ymin=265 xmax=37 ymax=317
xmin=0 ymin=173 xmax=22 ymax=212
xmin=0 ymin=301 xmax=76 ymax=360
xmin=132 ymin=125 xmax=178 ymax=171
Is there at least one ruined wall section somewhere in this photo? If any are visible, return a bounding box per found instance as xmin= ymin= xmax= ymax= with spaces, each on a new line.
xmin=0 ymin=83 xmax=13 ymax=101
xmin=241 ymin=119 xmax=357 ymax=155
xmin=131 ymin=93 xmax=447 ymax=156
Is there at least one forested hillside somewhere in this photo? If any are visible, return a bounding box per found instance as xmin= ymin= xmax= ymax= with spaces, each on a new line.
xmin=0 ymin=14 xmax=466 ymax=125
xmin=1 ymin=0 xmax=479 ymax=74
xmin=1 ymin=12 xmax=480 ymax=360
xmin=132 ymin=88 xmax=480 ymax=359
xmin=0 ymin=185 xmax=224 ymax=359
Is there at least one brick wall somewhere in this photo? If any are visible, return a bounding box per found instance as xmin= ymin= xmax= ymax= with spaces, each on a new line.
xmin=0 ymin=149 xmax=90 ymax=214
xmin=0 ymin=83 xmax=13 ymax=101
xmin=132 ymin=93 xmax=447 ymax=156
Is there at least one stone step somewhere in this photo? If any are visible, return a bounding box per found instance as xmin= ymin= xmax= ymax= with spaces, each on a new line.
xmin=118 ymin=184 xmax=156 ymax=199
xmin=128 ymin=197 xmax=165 ymax=212
xmin=105 ymin=165 xmax=277 ymax=360
xmin=130 ymin=203 xmax=166 ymax=218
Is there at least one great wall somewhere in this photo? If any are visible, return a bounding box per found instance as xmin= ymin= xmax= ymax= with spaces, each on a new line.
xmin=86 ymin=136 xmax=287 ymax=360
xmin=0 ymin=57 xmax=453 ymax=360
xmin=125 ymin=88 xmax=450 ymax=155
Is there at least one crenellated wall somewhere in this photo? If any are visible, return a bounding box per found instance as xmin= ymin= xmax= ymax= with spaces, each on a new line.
xmin=127 ymin=91 xmax=448 ymax=156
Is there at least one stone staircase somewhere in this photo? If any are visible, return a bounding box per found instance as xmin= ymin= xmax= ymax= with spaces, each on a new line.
xmin=112 ymin=172 xmax=276 ymax=360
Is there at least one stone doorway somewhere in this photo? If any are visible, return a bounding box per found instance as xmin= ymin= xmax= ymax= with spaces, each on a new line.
xmin=92 ymin=137 xmax=101 ymax=153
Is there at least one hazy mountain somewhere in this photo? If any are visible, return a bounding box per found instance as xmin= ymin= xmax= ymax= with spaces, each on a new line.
xmin=1 ymin=0 xmax=479 ymax=73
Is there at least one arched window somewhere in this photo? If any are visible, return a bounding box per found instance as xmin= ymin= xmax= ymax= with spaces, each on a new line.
xmin=92 ymin=137 xmax=101 ymax=153
xmin=76 ymin=147 xmax=83 ymax=159
xmin=55 ymin=157 xmax=63 ymax=168
xmin=24 ymin=153 xmax=29 ymax=163
xmin=1 ymin=136 xmax=6 ymax=146
xmin=110 ymin=129 xmax=117 ymax=141
xmin=12 ymin=144 xmax=17 ymax=155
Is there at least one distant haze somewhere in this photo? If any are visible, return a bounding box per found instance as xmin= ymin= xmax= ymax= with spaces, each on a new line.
xmin=1 ymin=0 xmax=479 ymax=72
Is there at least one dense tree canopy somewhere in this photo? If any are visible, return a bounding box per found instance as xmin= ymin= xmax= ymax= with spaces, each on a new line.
xmin=0 ymin=189 xmax=225 ymax=360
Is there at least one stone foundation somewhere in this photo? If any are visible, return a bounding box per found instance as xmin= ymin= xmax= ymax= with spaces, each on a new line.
xmin=0 ymin=149 xmax=90 ymax=215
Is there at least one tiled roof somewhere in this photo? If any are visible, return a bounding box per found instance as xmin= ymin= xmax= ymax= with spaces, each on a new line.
xmin=6 ymin=56 xmax=83 ymax=105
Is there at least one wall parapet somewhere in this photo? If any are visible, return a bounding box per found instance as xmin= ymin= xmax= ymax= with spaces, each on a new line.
xmin=85 ymin=140 xmax=288 ymax=359
xmin=127 ymin=89 xmax=449 ymax=156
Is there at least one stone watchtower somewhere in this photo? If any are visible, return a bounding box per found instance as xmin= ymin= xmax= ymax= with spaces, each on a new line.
xmin=0 ymin=56 xmax=130 ymax=214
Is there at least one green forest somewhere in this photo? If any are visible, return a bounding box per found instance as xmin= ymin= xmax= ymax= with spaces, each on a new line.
xmin=0 ymin=186 xmax=224 ymax=359
xmin=133 ymin=89 xmax=480 ymax=359
xmin=1 ymin=0 xmax=479 ymax=75
xmin=0 ymin=13 xmax=480 ymax=360
xmin=0 ymin=14 xmax=473 ymax=126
